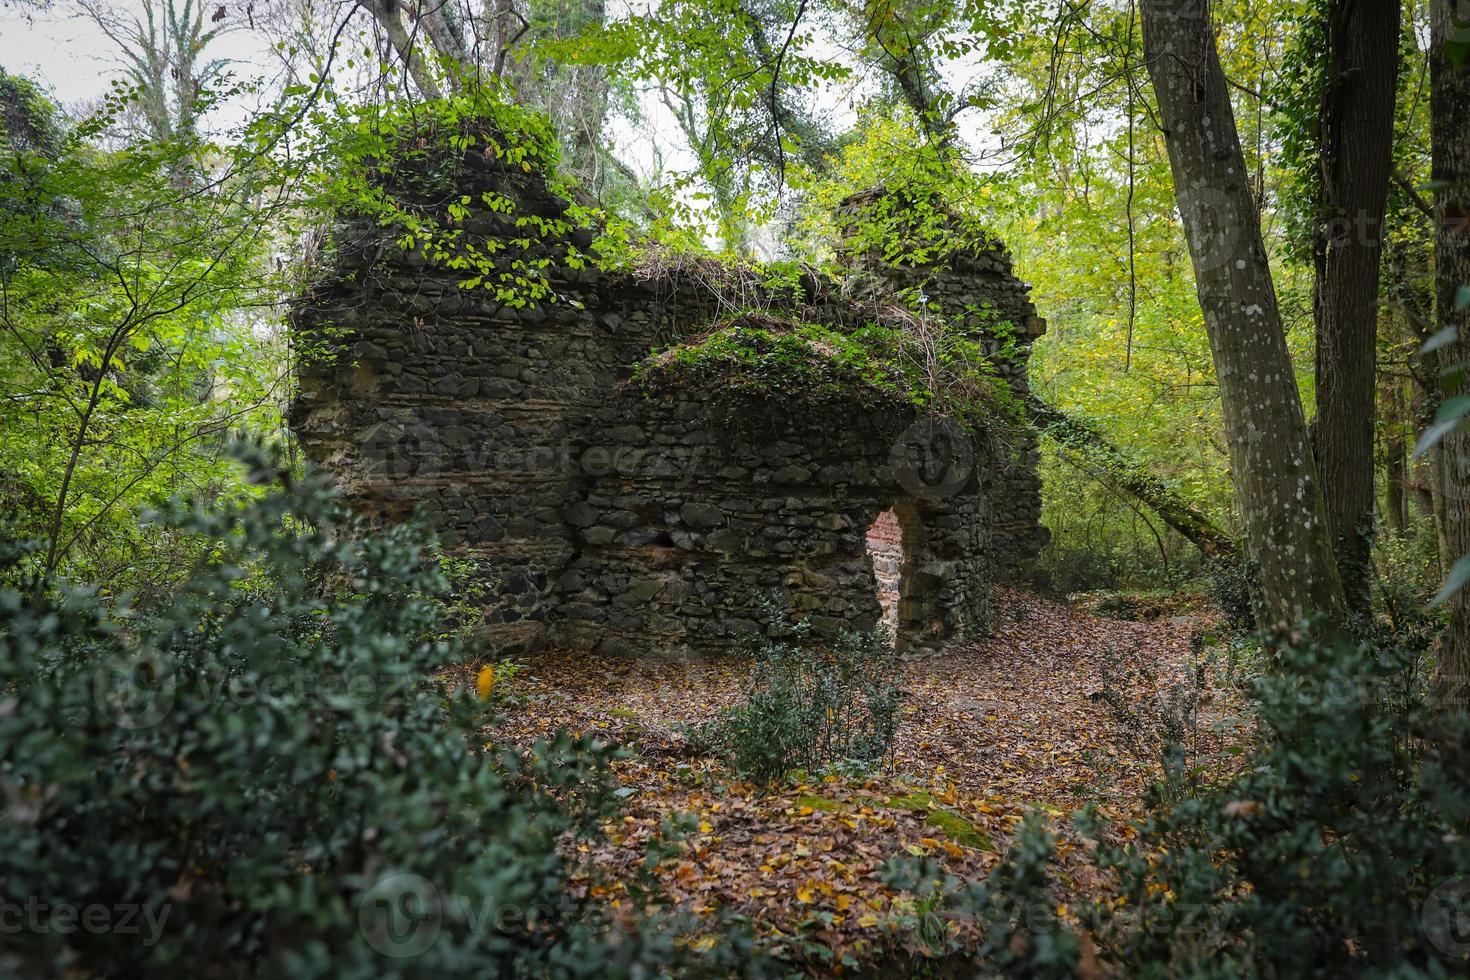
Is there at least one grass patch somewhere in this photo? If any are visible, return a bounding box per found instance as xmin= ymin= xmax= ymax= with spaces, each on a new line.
xmin=859 ymin=790 xmax=995 ymax=851
xmin=923 ymin=809 xmax=993 ymax=851
xmin=882 ymin=791 xmax=936 ymax=811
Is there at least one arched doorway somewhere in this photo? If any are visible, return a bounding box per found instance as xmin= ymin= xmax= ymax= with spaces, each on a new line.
xmin=866 ymin=508 xmax=903 ymax=635
xmin=864 ymin=501 xmax=936 ymax=651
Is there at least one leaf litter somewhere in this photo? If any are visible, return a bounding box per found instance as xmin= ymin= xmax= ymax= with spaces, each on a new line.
xmin=481 ymin=588 xmax=1247 ymax=970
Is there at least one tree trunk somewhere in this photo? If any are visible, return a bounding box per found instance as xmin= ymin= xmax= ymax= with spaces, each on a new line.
xmin=1385 ymin=438 xmax=1408 ymax=534
xmin=1026 ymin=396 xmax=1236 ymax=559
xmin=1140 ymin=0 xmax=1347 ymax=627
xmin=1429 ymin=440 xmax=1453 ymax=574
xmin=1430 ymin=0 xmax=1470 ymax=710
xmin=1382 ymin=380 xmax=1409 ymax=535
xmin=1313 ymin=0 xmax=1401 ymax=610
xmin=358 ymin=0 xmax=442 ymax=98
xmin=412 ymin=0 xmax=469 ymax=72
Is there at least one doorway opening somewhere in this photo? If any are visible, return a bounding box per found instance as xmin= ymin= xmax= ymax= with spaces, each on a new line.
xmin=865 ymin=507 xmax=904 ymax=637
xmin=864 ymin=501 xmax=936 ymax=650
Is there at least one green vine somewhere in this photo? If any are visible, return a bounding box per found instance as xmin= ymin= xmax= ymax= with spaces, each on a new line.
xmin=309 ymin=89 xmax=628 ymax=310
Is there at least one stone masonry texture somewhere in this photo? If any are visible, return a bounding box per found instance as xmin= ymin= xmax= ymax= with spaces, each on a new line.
xmin=289 ymin=130 xmax=1050 ymax=657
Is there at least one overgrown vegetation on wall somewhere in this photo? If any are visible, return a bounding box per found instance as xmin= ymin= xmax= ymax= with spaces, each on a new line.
xmin=632 ymin=312 xmax=1020 ymax=429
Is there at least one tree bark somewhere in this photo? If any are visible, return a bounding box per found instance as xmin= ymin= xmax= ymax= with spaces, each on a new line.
xmin=1382 ymin=380 xmax=1409 ymax=535
xmin=1140 ymin=0 xmax=1347 ymax=627
xmin=1312 ymin=0 xmax=1401 ymax=610
xmin=1026 ymin=396 xmax=1237 ymax=559
xmin=358 ymin=0 xmax=442 ymax=98
xmin=411 ymin=0 xmax=469 ymax=72
xmin=1430 ymin=0 xmax=1470 ymax=710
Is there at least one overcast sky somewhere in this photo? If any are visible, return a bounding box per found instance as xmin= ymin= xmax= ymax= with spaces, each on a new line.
xmin=1 ymin=2 xmax=275 ymax=108
xmin=0 ymin=1 xmax=713 ymax=186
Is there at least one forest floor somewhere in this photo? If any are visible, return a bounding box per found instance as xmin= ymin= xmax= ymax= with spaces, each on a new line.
xmin=487 ymin=588 xmax=1248 ymax=970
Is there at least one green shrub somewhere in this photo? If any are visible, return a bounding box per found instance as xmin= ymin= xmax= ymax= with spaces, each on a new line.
xmin=1078 ymin=631 xmax=1468 ymax=975
xmin=1084 ymin=627 xmax=1470 ymax=977
xmin=690 ymin=608 xmax=904 ymax=783
xmin=878 ymin=626 xmax=1470 ymax=977
xmin=1371 ymin=529 xmax=1447 ymax=649
xmin=882 ymin=813 xmax=1080 ymax=977
xmin=1036 ymin=539 xmax=1128 ymax=595
xmin=1205 ymin=551 xmax=1260 ymax=631
xmin=0 ymin=449 xmax=749 ymax=979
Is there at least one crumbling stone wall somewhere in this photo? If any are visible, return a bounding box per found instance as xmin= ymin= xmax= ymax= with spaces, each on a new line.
xmin=551 ymin=383 xmax=994 ymax=654
xmin=290 ymin=134 xmax=1048 ymax=656
xmin=835 ymin=189 xmax=1051 ymax=578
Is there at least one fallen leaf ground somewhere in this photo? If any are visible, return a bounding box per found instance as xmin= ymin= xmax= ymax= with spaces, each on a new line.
xmin=485 ymin=588 xmax=1246 ymax=972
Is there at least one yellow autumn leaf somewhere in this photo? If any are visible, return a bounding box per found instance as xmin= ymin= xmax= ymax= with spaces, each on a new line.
xmin=796 ymin=883 xmax=815 ymax=903
xmin=857 ymin=914 xmax=879 ymax=928
xmin=697 ymin=820 xmax=714 ymax=833
xmin=835 ymin=894 xmax=852 ymax=911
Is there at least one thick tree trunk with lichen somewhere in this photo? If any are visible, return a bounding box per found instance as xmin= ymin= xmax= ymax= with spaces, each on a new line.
xmin=1431 ymin=0 xmax=1470 ymax=710
xmin=1141 ymin=0 xmax=1346 ymax=627
xmin=1313 ymin=0 xmax=1400 ymax=611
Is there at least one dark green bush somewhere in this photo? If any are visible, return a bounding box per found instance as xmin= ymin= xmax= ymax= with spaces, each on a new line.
xmin=690 ymin=608 xmax=903 ymax=783
xmin=877 ymin=627 xmax=1470 ymax=977
xmin=1081 ymin=627 xmax=1470 ymax=977
xmin=0 ymin=450 xmax=751 ymax=979
xmin=1035 ymin=537 xmax=1128 ymax=595
xmin=1205 ymin=551 xmax=1260 ymax=631
xmin=1371 ymin=529 xmax=1447 ymax=650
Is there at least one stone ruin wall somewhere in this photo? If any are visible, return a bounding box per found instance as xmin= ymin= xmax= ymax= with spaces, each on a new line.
xmin=289 ymin=138 xmax=1049 ymax=656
